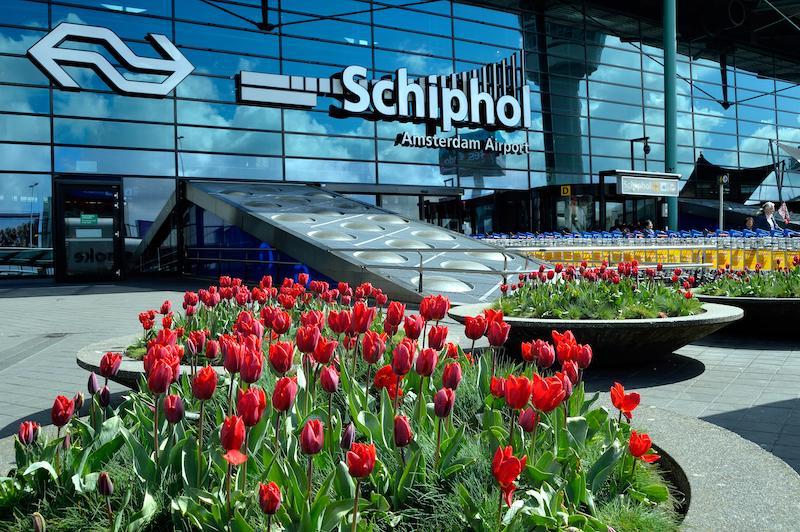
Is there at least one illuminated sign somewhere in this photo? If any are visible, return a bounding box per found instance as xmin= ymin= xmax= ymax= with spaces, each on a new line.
xmin=617 ymin=175 xmax=680 ymax=197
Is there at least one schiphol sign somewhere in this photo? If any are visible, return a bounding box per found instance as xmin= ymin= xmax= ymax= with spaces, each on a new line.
xmin=28 ymin=23 xmax=531 ymax=149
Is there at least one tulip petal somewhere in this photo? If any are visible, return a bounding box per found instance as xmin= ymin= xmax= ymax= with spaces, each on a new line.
xmin=223 ymin=449 xmax=248 ymax=466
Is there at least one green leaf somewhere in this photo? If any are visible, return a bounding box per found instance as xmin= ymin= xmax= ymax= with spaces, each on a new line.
xmin=127 ymin=491 xmax=157 ymax=531
xmin=87 ymin=434 xmax=125 ymax=471
xmin=439 ymin=425 xmax=465 ymax=472
xmin=639 ymin=483 xmax=669 ymax=502
xmin=380 ymin=388 xmax=393 ymax=450
xmin=321 ymin=498 xmax=354 ymax=531
xmin=22 ymin=461 xmax=57 ymax=480
xmin=99 ymin=416 xmax=122 ymax=445
xmin=396 ymin=450 xmax=422 ymax=504
xmin=586 ymin=441 xmax=623 ymax=494
xmin=230 ymin=510 xmax=255 ymax=532
xmin=71 ymin=471 xmax=100 ymax=493
xmin=122 ymin=427 xmax=157 ymax=484
xmin=333 ymin=461 xmax=355 ymax=499
xmin=566 ymin=417 xmax=588 ymax=448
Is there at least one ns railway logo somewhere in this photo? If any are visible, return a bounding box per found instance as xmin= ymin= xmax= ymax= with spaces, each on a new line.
xmin=28 ymin=23 xmax=531 ymax=135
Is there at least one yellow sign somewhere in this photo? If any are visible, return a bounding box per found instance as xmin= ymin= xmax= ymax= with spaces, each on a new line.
xmin=560 ymin=185 xmax=571 ymax=196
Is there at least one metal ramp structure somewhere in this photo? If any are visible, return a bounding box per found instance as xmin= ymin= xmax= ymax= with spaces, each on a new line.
xmin=138 ymin=181 xmax=543 ymax=304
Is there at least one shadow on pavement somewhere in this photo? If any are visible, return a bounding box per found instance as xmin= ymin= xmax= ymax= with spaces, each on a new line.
xmin=701 ymin=398 xmax=800 ymax=473
xmin=0 ymin=277 xmax=201 ymax=299
xmin=584 ymin=353 xmax=706 ymax=392
xmin=692 ymin=329 xmax=798 ymax=350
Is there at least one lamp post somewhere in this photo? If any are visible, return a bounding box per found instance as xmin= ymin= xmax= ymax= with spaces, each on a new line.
xmin=28 ymin=182 xmax=38 ymax=247
xmin=628 ymin=137 xmax=650 ymax=171
xmin=718 ymin=174 xmax=729 ymax=231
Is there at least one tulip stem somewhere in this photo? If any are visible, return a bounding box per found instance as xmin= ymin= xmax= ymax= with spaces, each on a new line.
xmin=364 ymin=364 xmax=372 ymax=406
xmin=415 ymin=377 xmax=425 ymax=421
xmin=434 ymin=417 xmax=442 ymax=469
xmin=351 ymin=334 xmax=361 ymax=379
xmin=153 ymin=395 xmax=160 ymax=475
xmin=530 ymin=420 xmax=539 ymax=464
xmin=351 ymin=479 xmax=361 ymax=532
xmin=400 ymin=446 xmax=406 ymax=467
xmin=225 ymin=463 xmax=232 ymax=521
xmin=507 ymin=410 xmax=516 ymax=446
xmin=327 ymin=395 xmax=333 ymax=453
xmin=274 ymin=413 xmax=282 ymax=457
xmin=497 ymin=488 xmax=504 ymax=530
xmin=306 ymin=456 xmax=314 ymax=504
xmin=422 ymin=323 xmax=428 ymax=349
xmin=491 ymin=347 xmax=497 ymax=377
xmin=394 ymin=375 xmax=401 ymax=412
xmin=242 ymin=429 xmax=249 ymax=490
xmin=197 ymin=401 xmax=204 ymax=486
xmin=227 ymin=377 xmax=235 ymax=416
xmin=106 ymin=497 xmax=114 ymax=526
xmin=267 ymin=514 xmax=271 ymax=531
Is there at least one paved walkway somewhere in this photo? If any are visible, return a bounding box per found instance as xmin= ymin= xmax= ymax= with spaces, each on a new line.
xmin=0 ymin=278 xmax=798 ymax=473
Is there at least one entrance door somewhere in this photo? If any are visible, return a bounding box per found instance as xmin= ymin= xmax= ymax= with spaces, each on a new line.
xmin=54 ymin=179 xmax=124 ymax=282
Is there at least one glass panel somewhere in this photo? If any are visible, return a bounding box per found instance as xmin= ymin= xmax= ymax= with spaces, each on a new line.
xmin=55 ymin=118 xmax=175 ymax=150
xmin=0 ymin=27 xmax=46 ymax=53
xmin=0 ymin=86 xmax=50 ymax=115
xmin=181 ymin=49 xmax=279 ymax=77
xmin=123 ymin=178 xmax=175 ymax=239
xmin=54 ymin=92 xmax=174 ymax=122
xmin=178 ymin=126 xmax=282 ymax=156
xmin=375 ymin=50 xmax=453 ymax=77
xmin=378 ymin=162 xmax=452 ymax=186
xmin=62 ymin=185 xmax=118 ymax=278
xmin=285 ymin=158 xmax=374 ymax=183
xmin=178 ymin=100 xmax=281 ymax=130
xmin=176 ymin=0 xmax=263 ymax=28
xmin=55 ymin=147 xmax=175 ymax=176
xmin=0 ymin=143 xmax=50 ymax=171
xmin=281 ymin=0 xmax=371 ymax=23
xmin=0 ymin=56 xmax=49 ymax=85
xmin=283 ymin=36 xmax=372 ymax=67
xmin=454 ymin=20 xmax=521 ymax=49
xmin=373 ymin=8 xmax=452 ymax=36
xmin=284 ymin=134 xmax=374 ymax=160
xmin=52 ymin=6 xmax=173 ymax=39
xmin=73 ymin=0 xmax=172 ymax=17
xmin=375 ymin=27 xmax=452 ymax=57
xmin=0 ymin=173 xmax=50 ymax=247
xmin=178 ymin=152 xmax=282 ymax=179
xmin=0 ymin=114 xmax=50 ymax=143
xmin=381 ymin=195 xmax=421 ymax=220
xmin=284 ymin=109 xmax=374 ymax=137
xmin=4 ymin=0 xmax=48 ymax=27
xmin=177 ymin=75 xmax=238 ymax=102
xmin=454 ymin=4 xmax=519 ymax=28
xmin=176 ymin=23 xmax=279 ymax=57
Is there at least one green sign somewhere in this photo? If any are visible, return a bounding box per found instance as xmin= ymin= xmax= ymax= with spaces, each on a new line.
xmin=80 ymin=213 xmax=98 ymax=225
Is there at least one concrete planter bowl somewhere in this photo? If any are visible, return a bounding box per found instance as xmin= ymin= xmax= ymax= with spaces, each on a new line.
xmin=695 ymin=294 xmax=800 ymax=336
xmin=449 ymin=302 xmax=743 ymax=366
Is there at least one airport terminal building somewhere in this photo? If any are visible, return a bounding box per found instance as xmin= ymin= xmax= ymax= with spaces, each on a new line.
xmin=1 ymin=0 xmax=800 ymax=286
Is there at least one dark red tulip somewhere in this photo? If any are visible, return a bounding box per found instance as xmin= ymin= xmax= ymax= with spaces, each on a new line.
xmin=17 ymin=421 xmax=39 ymax=446
xmin=347 ymin=442 xmax=376 ymax=477
xmin=300 ymin=419 xmax=324 ymax=455
xmin=222 ymin=340 xmax=243 ymax=374
xmin=88 ymin=372 xmax=100 ymax=395
xmin=442 ymin=362 xmax=462 ymax=390
xmin=340 ymin=422 xmax=355 ymax=450
xmin=205 ymin=339 xmax=220 ymax=359
xmin=319 ymin=365 xmax=339 ymax=394
xmin=147 ymin=360 xmax=173 ymax=395
xmin=532 ymin=374 xmax=566 ymax=413
xmin=393 ymin=415 xmax=413 ymax=447
xmin=492 ymin=445 xmax=527 ymax=507
xmin=237 ymin=386 xmax=267 ymax=427
xmin=391 ymin=338 xmax=415 ymax=376
xmin=433 ymin=387 xmax=455 ymax=418
xmin=463 ymin=315 xmax=488 ymax=340
xmin=220 ymin=415 xmax=247 ymax=465
xmin=415 ymin=347 xmax=438 ymax=377
xmin=629 ymin=430 xmax=659 ymax=462
xmin=240 ymin=350 xmax=264 ymax=384
xmin=164 ymin=394 xmax=184 ymax=423
xmin=486 ymin=320 xmax=510 ymax=347
xmin=420 ymin=294 xmax=449 ymax=321
xmin=258 ymin=481 xmax=282 ymax=514
xmin=99 ymin=386 xmax=110 ymax=407
xmin=98 ymin=471 xmax=114 ymax=497
xmin=520 ymin=339 xmax=555 ymax=368
xmin=361 ymin=331 xmax=387 ymax=364
xmin=555 ymin=370 xmax=573 ymax=399
xmin=403 ymin=314 xmax=424 ymax=340
xmin=51 ymin=395 xmax=74 ymax=428
xmin=270 ymin=310 xmax=292 ymax=336
xmin=427 ymin=325 xmax=448 ymax=351
xmin=385 ymin=301 xmax=406 ymax=327
xmin=295 ymin=325 xmax=320 ymax=354
xmin=313 ymin=337 xmax=337 ymax=364
xmin=518 ymin=408 xmax=539 ymax=433
xmin=575 ymin=344 xmax=592 ymax=369
xmin=562 ymin=360 xmax=579 ymax=385
xmin=100 ymin=352 xmax=122 ymax=379
xmin=504 ymin=375 xmax=531 ymax=410
xmin=269 ymin=341 xmax=294 ymax=375
xmin=272 ymin=376 xmax=298 ymax=412
xmin=192 ymin=366 xmax=218 ymax=400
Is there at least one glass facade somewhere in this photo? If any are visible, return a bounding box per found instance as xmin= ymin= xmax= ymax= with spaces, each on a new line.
xmin=1 ymin=0 xmax=799 ymax=261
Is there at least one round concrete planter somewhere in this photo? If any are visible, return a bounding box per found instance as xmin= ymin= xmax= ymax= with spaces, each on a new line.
xmin=449 ymin=302 xmax=743 ymax=365
xmin=695 ymin=294 xmax=800 ymax=335
xmin=76 ymin=335 xmax=226 ymax=390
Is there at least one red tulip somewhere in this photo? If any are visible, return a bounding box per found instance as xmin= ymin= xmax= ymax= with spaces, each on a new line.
xmin=555 ymin=370 xmax=573 ymax=399
xmin=237 ymin=387 xmax=267 ymax=427
xmin=403 ymin=314 xmax=424 ymax=340
xmin=271 ymin=310 xmax=292 ymax=336
xmin=575 ymin=344 xmax=592 ymax=369
xmin=492 ymin=445 xmax=527 ymax=507
xmin=269 ymin=341 xmax=294 ymax=375
xmin=301 ymin=310 xmax=324 ymax=329
xmin=486 ymin=320 xmax=510 ymax=347
xmin=160 ymin=300 xmax=171 ymax=315
xmin=361 ymin=331 xmax=387 ymax=364
xmin=351 ymin=301 xmax=376 ymax=334
xmin=205 ymin=339 xmax=220 ymax=359
xmin=531 ymin=374 xmax=566 ymax=413
xmin=520 ymin=340 xmax=554 ymax=368
xmin=192 ymin=366 xmax=218 ymax=400
xmin=442 ymin=362 xmax=462 ymax=390
xmin=296 ymin=325 xmax=320 ymax=354
xmin=433 ymin=387 xmax=455 ymax=418
xmin=319 ymin=365 xmax=339 ymax=394
xmin=415 ymin=347 xmax=438 ymax=377
xmin=222 ymin=340 xmax=243 ymax=374
xmin=147 ymin=360 xmax=173 ymax=395
xmin=611 ymin=382 xmax=640 ymax=420
xmin=562 ymin=360 xmax=579 ymax=385
xmin=385 ymin=301 xmax=406 ymax=327
xmin=629 ymin=430 xmax=660 ymax=462
xmin=484 ymin=308 xmax=504 ymax=324
xmin=391 ymin=338 xmax=415 ymax=376
xmin=427 ymin=325 xmax=448 ymax=351
xmin=313 ymin=337 xmax=337 ymax=364
xmin=240 ymin=350 xmax=264 ymax=384
xmin=445 ymin=342 xmax=459 ymax=359
xmin=490 ymin=376 xmax=506 ymax=398
xmin=100 ymin=352 xmax=122 ymax=379
xmin=551 ymin=330 xmax=576 ymax=346
xmin=374 ymin=364 xmax=403 ymax=399
xmin=18 ymin=421 xmax=39 ymax=445
xmin=164 ymin=394 xmax=184 ymax=423
xmin=393 ymin=415 xmax=413 ymax=447
xmin=258 ymin=482 xmax=282 ymax=514
xmin=300 ymin=419 xmax=324 ymax=455
xmin=504 ymin=374 xmax=531 ymax=410
xmin=327 ymin=309 xmax=352 ymax=335
xmin=272 ymin=376 xmax=298 ymax=412
xmin=518 ymin=408 xmax=538 ymax=433
xmin=220 ymin=415 xmax=247 ymax=465
xmin=420 ymin=294 xmax=449 ymax=321
xmin=347 ymin=442 xmax=376 ymax=478
xmin=463 ymin=315 xmax=487 ymax=341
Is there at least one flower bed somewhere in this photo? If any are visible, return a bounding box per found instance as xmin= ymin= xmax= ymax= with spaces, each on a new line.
xmin=2 ymin=276 xmax=682 ymax=531
xmin=698 ymin=256 xmax=800 ymax=298
xmin=494 ymin=262 xmax=702 ymax=320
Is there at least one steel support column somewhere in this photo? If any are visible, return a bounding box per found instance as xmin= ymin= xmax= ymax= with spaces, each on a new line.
xmin=663 ymin=0 xmax=679 ymax=230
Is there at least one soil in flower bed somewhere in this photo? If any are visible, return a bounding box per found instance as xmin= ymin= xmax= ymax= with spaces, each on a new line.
xmin=2 ymin=276 xmax=683 ymax=531
xmin=698 ymin=256 xmax=800 ymax=298
xmin=495 ymin=263 xmax=702 ymax=320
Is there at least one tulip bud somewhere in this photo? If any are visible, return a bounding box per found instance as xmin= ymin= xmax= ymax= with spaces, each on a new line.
xmin=393 ymin=415 xmax=413 ymax=447
xmin=62 ymin=431 xmax=71 ymax=450
xmin=300 ymin=419 xmax=324 ymax=455
xmin=258 ymin=481 xmax=282 ymax=515
xmin=319 ymin=365 xmax=339 ymax=394
xmin=340 ymin=422 xmax=355 ymax=450
xmin=88 ymin=372 xmax=100 ymax=396
xmin=433 ymin=388 xmax=455 ymax=418
xmin=32 ymin=512 xmax=45 ymax=532
xmin=442 ymin=362 xmax=462 ymax=390
xmin=164 ymin=394 xmax=184 ymax=423
xmin=415 ymin=348 xmax=438 ymax=377
xmin=99 ymin=385 xmax=111 ymax=407
xmin=205 ymin=339 xmax=220 ymax=359
xmin=518 ymin=408 xmax=539 ymax=433
xmin=17 ymin=421 xmax=39 ymax=446
xmin=98 ymin=471 xmax=114 ymax=497
xmin=73 ymin=392 xmax=84 ymax=414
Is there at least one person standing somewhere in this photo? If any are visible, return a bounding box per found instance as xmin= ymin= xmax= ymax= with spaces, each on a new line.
xmin=755 ymin=202 xmax=783 ymax=231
